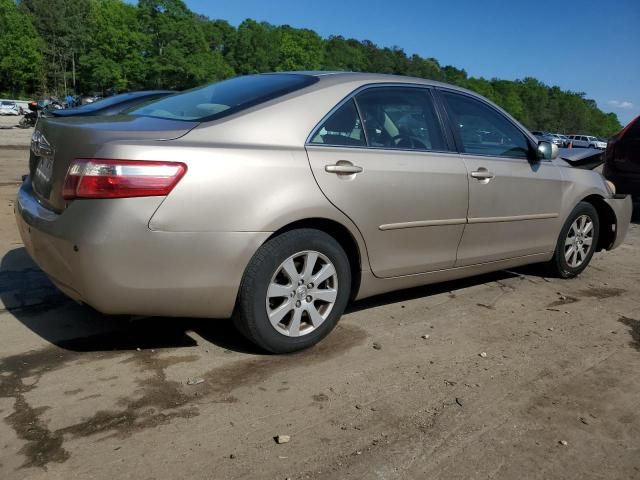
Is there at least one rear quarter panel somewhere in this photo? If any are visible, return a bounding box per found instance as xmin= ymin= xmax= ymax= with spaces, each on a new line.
xmin=142 ymin=142 xmax=370 ymax=270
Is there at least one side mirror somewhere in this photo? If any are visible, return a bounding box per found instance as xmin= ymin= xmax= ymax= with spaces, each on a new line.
xmin=537 ymin=141 xmax=558 ymax=160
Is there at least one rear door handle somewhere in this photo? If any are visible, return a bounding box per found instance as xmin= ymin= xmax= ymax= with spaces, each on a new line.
xmin=325 ymin=163 xmax=363 ymax=174
xmin=471 ymin=168 xmax=495 ymax=182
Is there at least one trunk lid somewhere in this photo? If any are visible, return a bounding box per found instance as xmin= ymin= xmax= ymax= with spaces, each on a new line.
xmin=29 ymin=115 xmax=198 ymax=211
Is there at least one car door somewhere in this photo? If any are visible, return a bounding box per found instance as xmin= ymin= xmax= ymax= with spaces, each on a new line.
xmin=438 ymin=89 xmax=564 ymax=266
xmin=305 ymin=86 xmax=469 ymax=278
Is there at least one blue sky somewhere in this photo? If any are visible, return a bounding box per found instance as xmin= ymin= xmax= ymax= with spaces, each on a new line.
xmin=184 ymin=0 xmax=639 ymax=126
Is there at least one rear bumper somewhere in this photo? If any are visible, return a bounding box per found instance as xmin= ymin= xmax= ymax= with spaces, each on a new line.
xmin=15 ymin=181 xmax=270 ymax=318
xmin=604 ymin=195 xmax=633 ymax=250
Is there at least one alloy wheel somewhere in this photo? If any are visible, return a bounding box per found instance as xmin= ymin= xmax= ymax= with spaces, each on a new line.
xmin=564 ymin=215 xmax=594 ymax=268
xmin=265 ymin=251 xmax=339 ymax=337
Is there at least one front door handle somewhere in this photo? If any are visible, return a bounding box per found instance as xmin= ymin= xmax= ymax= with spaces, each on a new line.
xmin=325 ymin=163 xmax=363 ymax=175
xmin=471 ymin=168 xmax=495 ymax=182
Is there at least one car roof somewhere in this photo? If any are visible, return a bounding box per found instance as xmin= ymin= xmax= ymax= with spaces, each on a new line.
xmin=294 ymin=70 xmax=466 ymax=90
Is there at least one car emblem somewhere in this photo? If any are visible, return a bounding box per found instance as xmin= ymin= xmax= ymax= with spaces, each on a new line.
xmin=31 ymin=130 xmax=53 ymax=158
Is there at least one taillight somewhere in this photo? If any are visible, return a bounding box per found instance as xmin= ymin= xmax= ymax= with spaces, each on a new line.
xmin=63 ymin=159 xmax=187 ymax=200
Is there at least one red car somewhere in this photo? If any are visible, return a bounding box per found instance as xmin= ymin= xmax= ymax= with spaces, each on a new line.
xmin=604 ymin=116 xmax=640 ymax=203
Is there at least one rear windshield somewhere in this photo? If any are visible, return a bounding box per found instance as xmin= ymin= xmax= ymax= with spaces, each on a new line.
xmin=130 ymin=74 xmax=317 ymax=122
xmin=70 ymin=93 xmax=163 ymax=113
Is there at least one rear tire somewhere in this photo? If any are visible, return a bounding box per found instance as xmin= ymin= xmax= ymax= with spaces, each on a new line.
xmin=233 ymin=229 xmax=351 ymax=353
xmin=545 ymin=202 xmax=599 ymax=278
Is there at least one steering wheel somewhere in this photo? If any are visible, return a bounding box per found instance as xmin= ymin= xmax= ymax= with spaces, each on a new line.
xmin=391 ymin=134 xmax=427 ymax=150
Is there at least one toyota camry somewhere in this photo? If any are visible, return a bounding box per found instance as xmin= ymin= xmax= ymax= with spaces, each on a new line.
xmin=16 ymin=72 xmax=632 ymax=353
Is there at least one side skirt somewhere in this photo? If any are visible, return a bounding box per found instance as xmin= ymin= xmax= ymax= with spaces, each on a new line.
xmin=354 ymin=252 xmax=553 ymax=301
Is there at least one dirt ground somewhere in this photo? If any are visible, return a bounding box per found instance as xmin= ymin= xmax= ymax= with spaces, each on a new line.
xmin=0 ymin=132 xmax=639 ymax=480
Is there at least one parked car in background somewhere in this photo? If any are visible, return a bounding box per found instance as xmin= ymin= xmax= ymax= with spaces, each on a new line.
xmin=547 ymin=133 xmax=566 ymax=147
xmin=549 ymin=133 xmax=570 ymax=147
xmin=50 ymin=91 xmax=175 ymax=117
xmin=532 ymin=131 xmax=564 ymax=147
xmin=603 ymin=116 xmax=640 ymax=201
xmin=531 ymin=130 xmax=546 ymax=139
xmin=532 ymin=131 xmax=554 ymax=142
xmin=568 ymin=135 xmax=606 ymax=149
xmin=0 ymin=101 xmax=21 ymax=115
xmin=15 ymin=72 xmax=632 ymax=353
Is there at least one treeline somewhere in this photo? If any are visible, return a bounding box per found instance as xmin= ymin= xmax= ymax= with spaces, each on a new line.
xmin=0 ymin=0 xmax=621 ymax=136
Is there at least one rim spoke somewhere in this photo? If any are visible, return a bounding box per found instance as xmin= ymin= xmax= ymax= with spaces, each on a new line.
xmin=565 ymin=235 xmax=575 ymax=246
xmin=313 ymin=263 xmax=336 ymax=286
xmin=583 ymin=221 xmax=593 ymax=235
xmin=570 ymin=224 xmax=578 ymax=237
xmin=281 ymin=258 xmax=300 ymax=284
xmin=289 ymin=309 xmax=302 ymax=336
xmin=583 ymin=237 xmax=593 ymax=246
xmin=268 ymin=299 xmax=293 ymax=326
xmin=301 ymin=252 xmax=319 ymax=283
xmin=268 ymin=283 xmax=291 ymax=298
xmin=306 ymin=304 xmax=325 ymax=327
xmin=565 ymin=245 xmax=575 ymax=261
xmin=312 ymin=288 xmax=338 ymax=303
xmin=569 ymin=249 xmax=578 ymax=267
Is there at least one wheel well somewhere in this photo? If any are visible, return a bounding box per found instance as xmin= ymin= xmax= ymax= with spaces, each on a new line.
xmin=581 ymin=195 xmax=616 ymax=251
xmin=268 ymin=218 xmax=363 ymax=300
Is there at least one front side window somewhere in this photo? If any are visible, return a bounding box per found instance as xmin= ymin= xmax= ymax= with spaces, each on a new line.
xmin=442 ymin=91 xmax=530 ymax=159
xmin=131 ymin=73 xmax=317 ymax=122
xmin=309 ymin=100 xmax=366 ymax=146
xmin=355 ymin=87 xmax=446 ymax=151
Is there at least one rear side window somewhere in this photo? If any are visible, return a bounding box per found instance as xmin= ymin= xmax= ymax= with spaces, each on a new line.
xmin=442 ymin=91 xmax=530 ymax=159
xmin=355 ymin=87 xmax=446 ymax=151
xmin=310 ymin=100 xmax=366 ymax=146
xmin=131 ymin=74 xmax=317 ymax=122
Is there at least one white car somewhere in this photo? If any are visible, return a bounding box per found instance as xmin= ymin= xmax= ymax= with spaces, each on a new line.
xmin=568 ymin=134 xmax=607 ymax=149
xmin=0 ymin=101 xmax=21 ymax=116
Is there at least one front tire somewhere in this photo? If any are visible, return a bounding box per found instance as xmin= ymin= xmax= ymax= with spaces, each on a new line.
xmin=234 ymin=229 xmax=351 ymax=353
xmin=546 ymin=202 xmax=599 ymax=278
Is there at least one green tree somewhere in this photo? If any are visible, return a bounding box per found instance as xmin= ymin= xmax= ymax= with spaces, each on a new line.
xmin=79 ymin=0 xmax=147 ymax=94
xmin=406 ymin=55 xmax=444 ymax=81
xmin=442 ymin=65 xmax=468 ymax=85
xmin=19 ymin=0 xmax=91 ymax=96
xmin=0 ymin=0 xmax=43 ymax=96
xmin=275 ymin=25 xmax=324 ymax=71
xmin=323 ymin=36 xmax=367 ymax=71
xmin=231 ymin=19 xmax=280 ymax=74
xmin=138 ymin=0 xmax=231 ymax=89
xmin=198 ymin=16 xmax=237 ymax=67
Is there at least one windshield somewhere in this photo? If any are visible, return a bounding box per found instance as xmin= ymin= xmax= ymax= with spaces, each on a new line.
xmin=130 ymin=74 xmax=317 ymax=122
